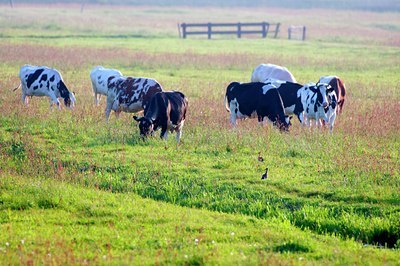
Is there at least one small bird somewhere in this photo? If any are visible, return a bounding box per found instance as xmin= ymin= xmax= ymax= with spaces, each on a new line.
xmin=258 ymin=152 xmax=264 ymax=162
xmin=261 ymin=167 xmax=269 ymax=180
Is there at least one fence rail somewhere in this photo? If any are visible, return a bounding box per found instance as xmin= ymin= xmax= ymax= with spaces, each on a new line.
xmin=179 ymin=22 xmax=280 ymax=39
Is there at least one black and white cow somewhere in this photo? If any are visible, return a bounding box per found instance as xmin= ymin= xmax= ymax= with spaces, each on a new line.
xmin=105 ymin=76 xmax=163 ymax=123
xmin=15 ymin=65 xmax=76 ymax=109
xmin=224 ymin=82 xmax=291 ymax=131
xmin=298 ymin=82 xmax=337 ymax=133
xmin=260 ymin=79 xmax=334 ymax=128
xmin=90 ymin=66 xmax=122 ymax=105
xmin=133 ymin=91 xmax=188 ymax=143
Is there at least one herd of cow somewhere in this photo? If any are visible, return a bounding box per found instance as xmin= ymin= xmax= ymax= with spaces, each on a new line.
xmin=14 ymin=63 xmax=347 ymax=142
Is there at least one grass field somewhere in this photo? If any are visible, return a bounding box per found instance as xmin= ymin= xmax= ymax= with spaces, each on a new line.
xmin=0 ymin=4 xmax=399 ymax=265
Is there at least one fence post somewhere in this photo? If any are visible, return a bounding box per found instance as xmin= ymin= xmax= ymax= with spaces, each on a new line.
xmin=181 ymin=23 xmax=187 ymax=39
xmin=274 ymin=23 xmax=280 ymax=38
xmin=302 ymin=26 xmax=306 ymax=41
xmin=207 ymin=23 xmax=212 ymax=39
xmin=262 ymin=22 xmax=267 ymax=38
xmin=237 ymin=22 xmax=241 ymax=38
xmin=177 ymin=23 xmax=181 ymax=38
xmin=288 ymin=26 xmax=292 ymax=40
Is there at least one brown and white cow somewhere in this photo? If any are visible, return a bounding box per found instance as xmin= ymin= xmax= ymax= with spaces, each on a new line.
xmin=318 ymin=76 xmax=346 ymax=113
xmin=105 ymin=76 xmax=163 ymax=123
xmin=133 ymin=91 xmax=188 ymax=143
xmin=251 ymin=63 xmax=297 ymax=83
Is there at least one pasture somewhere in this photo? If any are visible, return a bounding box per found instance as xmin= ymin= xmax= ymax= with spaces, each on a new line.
xmin=0 ymin=4 xmax=399 ymax=265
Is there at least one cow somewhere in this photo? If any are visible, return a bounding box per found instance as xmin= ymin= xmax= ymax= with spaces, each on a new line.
xmin=90 ymin=66 xmax=122 ymax=106
xmin=318 ymin=76 xmax=346 ymax=114
xmin=251 ymin=63 xmax=297 ymax=83
xmin=298 ymin=82 xmax=337 ymax=133
xmin=224 ymin=82 xmax=291 ymax=131
xmin=105 ymin=76 xmax=163 ymax=123
xmin=133 ymin=91 xmax=188 ymax=143
xmin=14 ymin=65 xmax=76 ymax=109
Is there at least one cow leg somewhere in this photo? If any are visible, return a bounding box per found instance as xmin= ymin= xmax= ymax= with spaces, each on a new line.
xmin=105 ymin=105 xmax=112 ymax=123
xmin=176 ymin=130 xmax=182 ymax=143
xmin=160 ymin=127 xmax=169 ymax=140
xmin=22 ymin=93 xmax=29 ymax=106
xmin=329 ymin=113 xmax=336 ymax=134
xmin=176 ymin=122 xmax=184 ymax=143
xmin=94 ymin=92 xmax=99 ymax=106
xmin=257 ymin=115 xmax=264 ymax=126
xmin=115 ymin=110 xmax=121 ymax=119
xmin=105 ymin=98 xmax=116 ymax=123
xmin=229 ymin=101 xmax=238 ymax=126
xmin=230 ymin=113 xmax=237 ymax=126
xmin=48 ymin=94 xmax=61 ymax=110
xmin=299 ymin=112 xmax=305 ymax=125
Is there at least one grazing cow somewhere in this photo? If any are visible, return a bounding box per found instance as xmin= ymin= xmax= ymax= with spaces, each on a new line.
xmin=251 ymin=63 xmax=297 ymax=83
xmin=224 ymin=82 xmax=291 ymax=131
xmin=90 ymin=66 xmax=122 ymax=105
xmin=14 ymin=65 xmax=76 ymax=109
xmin=133 ymin=91 xmax=188 ymax=143
xmin=318 ymin=76 xmax=346 ymax=113
xmin=105 ymin=76 xmax=163 ymax=122
xmin=298 ymin=83 xmax=337 ymax=133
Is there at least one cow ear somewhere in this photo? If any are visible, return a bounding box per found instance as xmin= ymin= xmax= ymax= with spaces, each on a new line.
xmin=133 ymin=115 xmax=142 ymax=122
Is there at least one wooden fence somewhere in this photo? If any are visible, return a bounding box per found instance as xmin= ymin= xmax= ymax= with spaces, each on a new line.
xmin=179 ymin=22 xmax=280 ymax=39
xmin=288 ymin=25 xmax=306 ymax=41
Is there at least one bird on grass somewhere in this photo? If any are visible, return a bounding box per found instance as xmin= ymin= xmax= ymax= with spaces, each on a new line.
xmin=261 ymin=167 xmax=269 ymax=180
xmin=258 ymin=152 xmax=264 ymax=162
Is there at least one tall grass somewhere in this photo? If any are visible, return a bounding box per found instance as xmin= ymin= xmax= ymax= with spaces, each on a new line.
xmin=0 ymin=5 xmax=399 ymax=264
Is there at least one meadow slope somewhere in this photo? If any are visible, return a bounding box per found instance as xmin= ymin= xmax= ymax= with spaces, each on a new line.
xmin=0 ymin=4 xmax=399 ymax=265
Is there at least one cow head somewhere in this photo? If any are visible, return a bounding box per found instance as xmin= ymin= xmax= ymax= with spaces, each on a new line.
xmin=275 ymin=115 xmax=292 ymax=132
xmin=315 ymin=83 xmax=334 ymax=109
xmin=64 ymin=91 xmax=76 ymax=109
xmin=133 ymin=116 xmax=154 ymax=137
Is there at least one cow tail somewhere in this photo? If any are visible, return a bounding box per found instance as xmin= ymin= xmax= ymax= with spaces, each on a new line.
xmin=225 ymin=82 xmax=239 ymax=112
xmin=224 ymin=94 xmax=229 ymax=112
xmin=13 ymin=83 xmax=21 ymax=91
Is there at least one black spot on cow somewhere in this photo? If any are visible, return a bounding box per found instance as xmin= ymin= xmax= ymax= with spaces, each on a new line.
xmin=235 ymin=108 xmax=238 ymax=114
xmin=50 ymin=75 xmax=55 ymax=82
xmin=33 ymin=85 xmax=38 ymax=90
xmin=314 ymin=104 xmax=318 ymax=113
xmin=40 ymin=74 xmax=47 ymax=82
xmin=40 ymin=84 xmax=43 ymax=88
xmin=47 ymin=81 xmax=50 ymax=90
xmin=57 ymin=80 xmax=72 ymax=106
xmin=306 ymin=107 xmax=309 ymax=113
xmin=27 ymin=69 xmax=44 ymax=88
xmin=98 ymin=75 xmax=101 ymax=80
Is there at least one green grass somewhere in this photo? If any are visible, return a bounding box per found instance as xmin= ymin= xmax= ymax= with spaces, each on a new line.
xmin=0 ymin=5 xmax=400 ymax=265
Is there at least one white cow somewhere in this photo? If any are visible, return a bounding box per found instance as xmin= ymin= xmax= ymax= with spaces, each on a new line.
xmin=14 ymin=65 xmax=76 ymax=109
xmin=251 ymin=63 xmax=297 ymax=83
xmin=298 ymin=83 xmax=337 ymax=133
xmin=90 ymin=66 xmax=122 ymax=105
